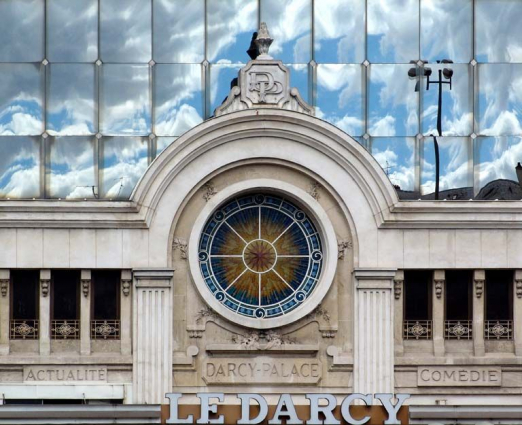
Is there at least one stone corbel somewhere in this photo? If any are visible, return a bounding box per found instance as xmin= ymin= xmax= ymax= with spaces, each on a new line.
xmin=474 ymin=270 xmax=485 ymax=298
xmin=121 ymin=270 xmax=132 ymax=297
xmin=81 ymin=270 xmax=91 ymax=298
xmin=434 ymin=270 xmax=445 ymax=299
xmin=393 ymin=270 xmax=404 ymax=300
xmin=515 ymin=270 xmax=522 ymax=299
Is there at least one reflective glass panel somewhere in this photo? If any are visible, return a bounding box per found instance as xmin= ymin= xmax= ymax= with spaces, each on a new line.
xmin=154 ymin=64 xmax=203 ymax=136
xmin=48 ymin=137 xmax=96 ymax=199
xmin=316 ymin=64 xmax=364 ymax=136
xmin=47 ymin=64 xmax=96 ymax=136
xmin=476 ymin=0 xmax=522 ymax=63
xmin=210 ymin=64 xmax=243 ymax=115
xmin=421 ymin=137 xmax=472 ymax=197
xmin=369 ymin=64 xmax=419 ymax=136
xmin=100 ymin=65 xmax=151 ymax=135
xmin=475 ymin=136 xmax=522 ymax=196
xmin=0 ymin=0 xmax=44 ymax=62
xmin=0 ymin=64 xmax=43 ymax=136
xmin=156 ymin=137 xmax=178 ymax=157
xmin=368 ymin=0 xmax=419 ymax=63
xmin=153 ymin=0 xmax=204 ymax=63
xmin=286 ymin=64 xmax=309 ymax=103
xmin=207 ymin=0 xmax=257 ymax=63
xmin=0 ymin=137 xmax=40 ymax=198
xmin=314 ymin=0 xmax=365 ymax=64
xmin=421 ymin=0 xmax=472 ymax=64
xmin=260 ymin=0 xmax=311 ymax=63
xmin=47 ymin=0 xmax=98 ymax=63
xmin=371 ymin=137 xmax=415 ymax=191
xmin=100 ymin=0 xmax=152 ymax=63
xmin=477 ymin=64 xmax=522 ymax=136
xmin=422 ymin=64 xmax=472 ymax=136
xmin=100 ymin=137 xmax=148 ymax=199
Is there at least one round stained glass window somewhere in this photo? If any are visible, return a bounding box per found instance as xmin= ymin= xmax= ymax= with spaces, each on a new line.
xmin=198 ymin=193 xmax=323 ymax=320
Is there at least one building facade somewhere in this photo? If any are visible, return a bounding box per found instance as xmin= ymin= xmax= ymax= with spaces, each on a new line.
xmin=1 ymin=1 xmax=522 ymax=424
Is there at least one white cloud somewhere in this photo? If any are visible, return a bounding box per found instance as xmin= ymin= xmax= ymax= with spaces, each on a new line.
xmin=370 ymin=116 xmax=396 ymax=136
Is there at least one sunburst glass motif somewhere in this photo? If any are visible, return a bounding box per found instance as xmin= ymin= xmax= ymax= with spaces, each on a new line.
xmin=198 ymin=193 xmax=323 ymax=319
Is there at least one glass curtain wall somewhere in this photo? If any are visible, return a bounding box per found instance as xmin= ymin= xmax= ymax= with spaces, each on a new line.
xmin=0 ymin=0 xmax=521 ymax=200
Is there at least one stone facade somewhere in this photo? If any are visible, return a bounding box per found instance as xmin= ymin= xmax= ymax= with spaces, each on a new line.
xmin=0 ymin=55 xmax=521 ymax=424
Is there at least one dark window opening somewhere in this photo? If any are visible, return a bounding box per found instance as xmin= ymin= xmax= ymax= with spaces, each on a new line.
xmin=52 ymin=270 xmax=80 ymax=320
xmin=91 ymin=270 xmax=121 ymax=340
xmin=404 ymin=270 xmax=432 ymax=321
xmin=92 ymin=270 xmax=120 ymax=320
xmin=486 ymin=270 xmax=513 ymax=321
xmin=51 ymin=270 xmax=80 ymax=340
xmin=445 ymin=270 xmax=473 ymax=321
xmin=10 ymin=270 xmax=39 ymax=340
xmin=403 ymin=270 xmax=432 ymax=340
xmin=11 ymin=270 xmax=39 ymax=320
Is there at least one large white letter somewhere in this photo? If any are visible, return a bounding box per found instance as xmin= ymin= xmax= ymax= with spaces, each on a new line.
xmin=197 ymin=393 xmax=224 ymax=424
xmin=305 ymin=394 xmax=340 ymax=425
xmin=166 ymin=393 xmax=193 ymax=424
xmin=340 ymin=394 xmax=372 ymax=425
xmin=375 ymin=393 xmax=410 ymax=425
xmin=237 ymin=393 xmax=269 ymax=425
xmin=268 ymin=394 xmax=303 ymax=425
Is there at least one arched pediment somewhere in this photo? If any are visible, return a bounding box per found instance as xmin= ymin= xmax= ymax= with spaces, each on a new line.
xmin=133 ymin=109 xmax=399 ymax=228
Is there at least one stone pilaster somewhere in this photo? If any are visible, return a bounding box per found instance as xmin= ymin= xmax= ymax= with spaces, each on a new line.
xmin=353 ymin=269 xmax=396 ymax=394
xmin=39 ymin=269 xmax=51 ymax=356
xmin=0 ymin=269 xmax=10 ymax=355
xmin=433 ymin=270 xmax=445 ymax=357
xmin=133 ymin=268 xmax=173 ymax=404
xmin=120 ymin=270 xmax=132 ymax=356
xmin=80 ymin=270 xmax=91 ymax=355
xmin=393 ymin=270 xmax=404 ymax=356
xmin=514 ymin=270 xmax=522 ymax=356
xmin=473 ymin=270 xmax=486 ymax=357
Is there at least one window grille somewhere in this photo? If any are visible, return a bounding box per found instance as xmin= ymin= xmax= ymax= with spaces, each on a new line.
xmin=444 ymin=320 xmax=472 ymax=340
xmin=485 ymin=320 xmax=513 ymax=340
xmin=91 ymin=320 xmax=120 ymax=340
xmin=51 ymin=320 xmax=80 ymax=340
xmin=403 ymin=320 xmax=432 ymax=340
xmin=10 ymin=320 xmax=38 ymax=340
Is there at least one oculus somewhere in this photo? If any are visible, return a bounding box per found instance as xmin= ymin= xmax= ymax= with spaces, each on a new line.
xmin=197 ymin=193 xmax=323 ymax=320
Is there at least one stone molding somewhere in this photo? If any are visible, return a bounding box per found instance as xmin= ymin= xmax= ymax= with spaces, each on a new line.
xmin=0 ymin=111 xmax=520 ymax=232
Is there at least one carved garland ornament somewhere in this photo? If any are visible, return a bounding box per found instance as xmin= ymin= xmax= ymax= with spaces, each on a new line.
xmin=516 ymin=278 xmax=522 ymax=299
xmin=434 ymin=279 xmax=444 ymax=299
xmin=121 ymin=278 xmax=131 ymax=297
xmin=0 ymin=279 xmax=8 ymax=297
xmin=475 ymin=279 xmax=484 ymax=298
xmin=40 ymin=279 xmax=50 ymax=297
xmin=393 ymin=278 xmax=403 ymax=300
xmin=172 ymin=238 xmax=188 ymax=260
xmin=337 ymin=241 xmax=352 ymax=260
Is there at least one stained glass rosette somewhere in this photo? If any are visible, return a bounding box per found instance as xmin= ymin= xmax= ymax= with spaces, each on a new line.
xmin=198 ymin=193 xmax=323 ymax=319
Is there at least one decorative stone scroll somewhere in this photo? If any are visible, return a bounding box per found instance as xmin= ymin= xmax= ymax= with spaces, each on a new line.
xmin=215 ymin=24 xmax=314 ymax=117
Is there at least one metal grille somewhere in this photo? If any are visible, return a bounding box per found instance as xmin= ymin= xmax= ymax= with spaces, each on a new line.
xmin=10 ymin=320 xmax=38 ymax=340
xmin=485 ymin=320 xmax=513 ymax=340
xmin=91 ymin=320 xmax=120 ymax=340
xmin=445 ymin=320 xmax=472 ymax=340
xmin=51 ymin=320 xmax=80 ymax=340
xmin=403 ymin=320 xmax=432 ymax=340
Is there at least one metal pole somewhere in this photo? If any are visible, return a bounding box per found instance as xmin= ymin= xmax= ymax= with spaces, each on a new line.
xmin=434 ymin=69 xmax=443 ymax=200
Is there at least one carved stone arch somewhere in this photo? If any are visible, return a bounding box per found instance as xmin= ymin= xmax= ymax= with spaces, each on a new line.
xmin=133 ymin=109 xmax=398 ymax=270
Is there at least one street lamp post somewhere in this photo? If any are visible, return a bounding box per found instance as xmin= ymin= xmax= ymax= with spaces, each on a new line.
xmin=408 ymin=60 xmax=453 ymax=200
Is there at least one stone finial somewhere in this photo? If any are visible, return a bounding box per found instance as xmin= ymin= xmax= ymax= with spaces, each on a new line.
xmin=254 ymin=22 xmax=273 ymax=59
